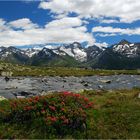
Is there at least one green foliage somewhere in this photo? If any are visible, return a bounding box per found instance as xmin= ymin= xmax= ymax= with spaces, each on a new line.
xmin=0 ymin=92 xmax=93 ymax=138
xmin=81 ymin=88 xmax=140 ymax=139
xmin=0 ymin=89 xmax=140 ymax=139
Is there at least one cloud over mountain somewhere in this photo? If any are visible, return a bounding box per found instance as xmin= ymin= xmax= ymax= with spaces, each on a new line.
xmin=0 ymin=17 xmax=94 ymax=47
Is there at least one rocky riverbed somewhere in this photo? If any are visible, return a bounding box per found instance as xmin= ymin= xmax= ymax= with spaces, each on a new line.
xmin=0 ymin=75 xmax=140 ymax=99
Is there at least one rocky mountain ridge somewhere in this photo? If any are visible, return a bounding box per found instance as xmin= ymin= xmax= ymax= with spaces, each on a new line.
xmin=0 ymin=40 xmax=140 ymax=69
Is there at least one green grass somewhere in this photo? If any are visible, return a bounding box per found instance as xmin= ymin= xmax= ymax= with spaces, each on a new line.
xmin=0 ymin=61 xmax=140 ymax=77
xmin=81 ymin=88 xmax=140 ymax=139
xmin=0 ymin=88 xmax=140 ymax=139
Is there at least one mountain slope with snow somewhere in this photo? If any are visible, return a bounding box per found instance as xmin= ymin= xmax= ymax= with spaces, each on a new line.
xmin=0 ymin=40 xmax=140 ymax=69
xmin=113 ymin=39 xmax=140 ymax=58
xmin=91 ymin=40 xmax=140 ymax=69
xmin=59 ymin=42 xmax=87 ymax=62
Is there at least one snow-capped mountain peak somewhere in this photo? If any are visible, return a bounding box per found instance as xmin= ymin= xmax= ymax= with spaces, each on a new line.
xmin=41 ymin=48 xmax=53 ymax=56
xmin=60 ymin=42 xmax=87 ymax=62
xmin=24 ymin=48 xmax=40 ymax=57
xmin=0 ymin=46 xmax=22 ymax=58
xmin=0 ymin=42 xmax=104 ymax=62
xmin=0 ymin=40 xmax=140 ymax=68
xmin=113 ymin=39 xmax=140 ymax=57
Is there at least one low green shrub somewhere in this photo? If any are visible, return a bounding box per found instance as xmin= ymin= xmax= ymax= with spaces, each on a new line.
xmin=0 ymin=92 xmax=94 ymax=136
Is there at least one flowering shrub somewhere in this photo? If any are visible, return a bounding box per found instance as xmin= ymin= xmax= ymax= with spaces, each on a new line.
xmin=0 ymin=92 xmax=94 ymax=135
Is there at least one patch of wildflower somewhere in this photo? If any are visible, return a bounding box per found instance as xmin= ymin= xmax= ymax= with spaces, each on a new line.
xmin=0 ymin=91 xmax=94 ymax=133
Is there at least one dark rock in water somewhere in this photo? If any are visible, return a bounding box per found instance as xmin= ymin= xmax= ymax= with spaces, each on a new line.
xmin=41 ymin=78 xmax=48 ymax=83
xmin=13 ymin=91 xmax=36 ymax=98
xmin=84 ymin=83 xmax=89 ymax=87
xmin=106 ymin=80 xmax=111 ymax=84
xmin=13 ymin=92 xmax=27 ymax=97
xmin=4 ymin=76 xmax=10 ymax=82
xmin=63 ymin=79 xmax=67 ymax=82
xmin=18 ymin=91 xmax=32 ymax=96
xmin=80 ymin=80 xmax=85 ymax=84
xmin=99 ymin=80 xmax=111 ymax=84
xmin=13 ymin=93 xmax=18 ymax=96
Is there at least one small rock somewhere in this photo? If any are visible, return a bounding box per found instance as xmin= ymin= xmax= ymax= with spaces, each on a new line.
xmin=5 ymin=86 xmax=17 ymax=90
xmin=16 ymin=96 xmax=25 ymax=99
xmin=41 ymin=78 xmax=47 ymax=83
xmin=17 ymin=77 xmax=24 ymax=80
xmin=80 ymin=80 xmax=90 ymax=87
xmin=13 ymin=93 xmax=18 ymax=96
xmin=98 ymin=85 xmax=103 ymax=89
xmin=100 ymin=80 xmax=111 ymax=84
xmin=83 ymin=83 xmax=89 ymax=87
xmin=138 ymin=93 xmax=140 ymax=99
xmin=80 ymin=80 xmax=85 ymax=84
xmin=40 ymin=91 xmax=47 ymax=96
xmin=106 ymin=80 xmax=111 ymax=84
xmin=18 ymin=91 xmax=31 ymax=96
xmin=4 ymin=76 xmax=10 ymax=82
xmin=63 ymin=79 xmax=67 ymax=82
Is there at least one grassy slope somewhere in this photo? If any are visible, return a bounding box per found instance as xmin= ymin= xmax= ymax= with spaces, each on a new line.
xmin=30 ymin=54 xmax=81 ymax=67
xmin=81 ymin=88 xmax=140 ymax=139
xmin=0 ymin=88 xmax=140 ymax=139
xmin=0 ymin=61 xmax=140 ymax=76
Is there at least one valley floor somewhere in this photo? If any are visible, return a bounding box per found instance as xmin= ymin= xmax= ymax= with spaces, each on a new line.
xmin=0 ymin=62 xmax=140 ymax=139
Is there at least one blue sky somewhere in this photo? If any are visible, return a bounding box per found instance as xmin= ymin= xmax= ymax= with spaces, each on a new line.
xmin=0 ymin=0 xmax=140 ymax=48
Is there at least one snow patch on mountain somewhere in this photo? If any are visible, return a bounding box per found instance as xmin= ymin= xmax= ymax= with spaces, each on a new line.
xmin=52 ymin=49 xmax=66 ymax=56
xmin=41 ymin=48 xmax=52 ymax=57
xmin=1 ymin=52 xmax=11 ymax=58
xmin=44 ymin=45 xmax=59 ymax=49
xmin=24 ymin=48 xmax=40 ymax=57
xmin=130 ymin=44 xmax=134 ymax=46
xmin=72 ymin=47 xmax=87 ymax=62
xmin=60 ymin=46 xmax=74 ymax=57
xmin=113 ymin=40 xmax=140 ymax=58
xmin=59 ymin=46 xmax=87 ymax=61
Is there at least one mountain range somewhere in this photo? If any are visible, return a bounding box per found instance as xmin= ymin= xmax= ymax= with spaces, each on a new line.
xmin=0 ymin=40 xmax=140 ymax=69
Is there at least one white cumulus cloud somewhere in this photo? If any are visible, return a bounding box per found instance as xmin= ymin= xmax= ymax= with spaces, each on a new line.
xmin=0 ymin=17 xmax=95 ymax=47
xmin=9 ymin=18 xmax=39 ymax=30
xmin=39 ymin=0 xmax=140 ymax=23
xmin=92 ymin=26 xmax=140 ymax=36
